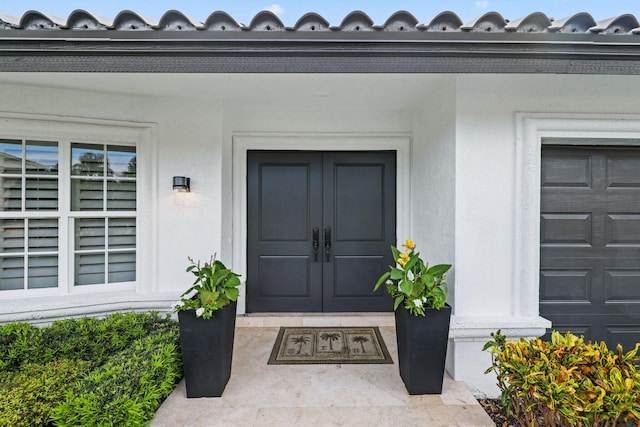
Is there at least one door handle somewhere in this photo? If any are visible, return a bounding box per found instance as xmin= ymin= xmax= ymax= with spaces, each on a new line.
xmin=312 ymin=227 xmax=319 ymax=262
xmin=324 ymin=227 xmax=331 ymax=262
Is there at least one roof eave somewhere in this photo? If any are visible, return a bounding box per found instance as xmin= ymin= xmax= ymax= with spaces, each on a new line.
xmin=0 ymin=31 xmax=639 ymax=74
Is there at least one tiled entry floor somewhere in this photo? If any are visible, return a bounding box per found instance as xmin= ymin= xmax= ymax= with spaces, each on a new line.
xmin=151 ymin=324 xmax=493 ymax=427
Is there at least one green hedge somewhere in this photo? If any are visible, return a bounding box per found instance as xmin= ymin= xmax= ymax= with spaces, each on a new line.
xmin=0 ymin=360 xmax=91 ymax=427
xmin=52 ymin=325 xmax=182 ymax=427
xmin=484 ymin=330 xmax=640 ymax=427
xmin=0 ymin=312 xmax=183 ymax=427
xmin=0 ymin=322 xmax=41 ymax=372
xmin=0 ymin=312 xmax=176 ymax=372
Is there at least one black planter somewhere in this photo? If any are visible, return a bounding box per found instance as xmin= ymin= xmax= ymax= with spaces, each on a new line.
xmin=178 ymin=301 xmax=237 ymax=398
xmin=394 ymin=303 xmax=451 ymax=394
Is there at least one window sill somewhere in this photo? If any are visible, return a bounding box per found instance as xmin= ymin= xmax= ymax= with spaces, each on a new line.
xmin=0 ymin=291 xmax=177 ymax=325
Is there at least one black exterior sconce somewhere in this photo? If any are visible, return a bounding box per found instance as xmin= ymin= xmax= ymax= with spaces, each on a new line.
xmin=173 ymin=176 xmax=190 ymax=192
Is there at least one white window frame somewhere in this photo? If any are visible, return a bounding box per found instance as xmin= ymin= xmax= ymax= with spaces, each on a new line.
xmin=0 ymin=112 xmax=157 ymax=298
xmin=68 ymin=142 xmax=137 ymax=292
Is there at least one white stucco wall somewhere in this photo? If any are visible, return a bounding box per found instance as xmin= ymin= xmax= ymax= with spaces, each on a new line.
xmin=154 ymin=100 xmax=224 ymax=292
xmin=0 ymin=75 xmax=421 ymax=321
xmin=455 ymin=73 xmax=640 ymax=319
xmin=2 ymin=73 xmax=640 ymax=396
xmin=0 ymin=81 xmax=227 ymax=319
xmin=410 ymin=76 xmax=457 ymax=306
xmin=449 ymin=73 xmax=640 ymax=395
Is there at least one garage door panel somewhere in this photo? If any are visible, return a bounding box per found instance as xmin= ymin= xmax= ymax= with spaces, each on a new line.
xmin=541 ymin=213 xmax=592 ymax=246
xmin=544 ymin=315 xmax=639 ymax=349
xmin=543 ymin=315 xmax=595 ymax=341
xmin=541 ymin=146 xmax=640 ymax=350
xmin=541 ymin=324 xmax=592 ymax=342
xmin=541 ymin=155 xmax=592 ymax=188
xmin=606 ymin=214 xmax=640 ymax=245
xmin=606 ymin=326 xmax=640 ymax=352
xmin=540 ymin=269 xmax=591 ymax=302
xmin=605 ymin=270 xmax=640 ymax=302
xmin=606 ymin=156 xmax=640 ymax=188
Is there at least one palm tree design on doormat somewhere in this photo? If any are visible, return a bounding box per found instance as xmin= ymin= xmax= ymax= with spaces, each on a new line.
xmin=320 ymin=332 xmax=341 ymax=350
xmin=290 ymin=335 xmax=311 ymax=354
xmin=352 ymin=336 xmax=369 ymax=354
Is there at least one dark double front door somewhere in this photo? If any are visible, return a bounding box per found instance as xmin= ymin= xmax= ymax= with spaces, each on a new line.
xmin=247 ymin=151 xmax=396 ymax=312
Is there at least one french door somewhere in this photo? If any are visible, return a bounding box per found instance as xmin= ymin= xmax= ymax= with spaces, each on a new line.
xmin=247 ymin=151 xmax=396 ymax=312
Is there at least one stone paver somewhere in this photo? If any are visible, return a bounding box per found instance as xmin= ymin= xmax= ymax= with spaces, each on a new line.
xmin=152 ymin=326 xmax=493 ymax=427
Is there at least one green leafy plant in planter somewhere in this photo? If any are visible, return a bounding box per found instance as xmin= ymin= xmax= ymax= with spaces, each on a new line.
xmin=374 ymin=239 xmax=451 ymax=316
xmin=171 ymin=255 xmax=241 ymax=398
xmin=172 ymin=255 xmax=241 ymax=319
xmin=374 ymin=239 xmax=453 ymax=395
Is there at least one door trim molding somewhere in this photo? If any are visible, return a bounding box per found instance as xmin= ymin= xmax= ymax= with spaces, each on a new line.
xmin=515 ymin=113 xmax=640 ymax=320
xmin=231 ymin=133 xmax=411 ymax=314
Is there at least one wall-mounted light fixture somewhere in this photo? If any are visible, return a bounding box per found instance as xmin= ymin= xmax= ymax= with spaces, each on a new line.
xmin=172 ymin=176 xmax=190 ymax=192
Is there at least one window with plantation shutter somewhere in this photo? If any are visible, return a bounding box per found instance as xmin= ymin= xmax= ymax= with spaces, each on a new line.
xmin=71 ymin=144 xmax=136 ymax=286
xmin=1 ymin=140 xmax=59 ymax=290
xmin=0 ymin=134 xmax=137 ymax=293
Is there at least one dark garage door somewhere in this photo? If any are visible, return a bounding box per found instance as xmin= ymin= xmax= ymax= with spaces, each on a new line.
xmin=247 ymin=151 xmax=396 ymax=313
xmin=540 ymin=145 xmax=640 ymax=351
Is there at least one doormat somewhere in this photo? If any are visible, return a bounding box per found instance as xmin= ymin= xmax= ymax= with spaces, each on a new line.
xmin=268 ymin=327 xmax=393 ymax=365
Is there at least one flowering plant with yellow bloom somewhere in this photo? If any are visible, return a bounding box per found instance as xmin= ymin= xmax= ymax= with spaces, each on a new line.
xmin=374 ymin=240 xmax=451 ymax=316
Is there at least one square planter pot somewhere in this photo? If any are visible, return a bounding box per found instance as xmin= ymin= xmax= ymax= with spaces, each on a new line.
xmin=178 ymin=301 xmax=237 ymax=398
xmin=394 ymin=303 xmax=451 ymax=394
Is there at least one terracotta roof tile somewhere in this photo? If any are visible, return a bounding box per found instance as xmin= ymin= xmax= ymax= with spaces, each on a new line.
xmin=0 ymin=9 xmax=639 ymax=35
